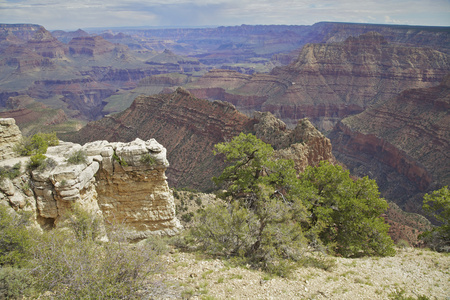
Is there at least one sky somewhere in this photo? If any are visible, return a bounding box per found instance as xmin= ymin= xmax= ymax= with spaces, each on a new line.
xmin=1 ymin=0 xmax=449 ymax=30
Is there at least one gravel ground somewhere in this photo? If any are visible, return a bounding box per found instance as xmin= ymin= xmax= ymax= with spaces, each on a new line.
xmin=165 ymin=247 xmax=449 ymax=300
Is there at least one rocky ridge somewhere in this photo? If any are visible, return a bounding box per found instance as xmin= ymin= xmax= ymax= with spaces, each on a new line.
xmin=0 ymin=117 xmax=22 ymax=160
xmin=65 ymin=88 xmax=336 ymax=191
xmin=0 ymin=118 xmax=181 ymax=237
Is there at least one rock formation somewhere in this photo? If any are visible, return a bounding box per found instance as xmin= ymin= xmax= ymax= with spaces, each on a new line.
xmin=0 ymin=118 xmax=22 ymax=160
xmin=0 ymin=118 xmax=181 ymax=237
xmin=329 ymin=75 xmax=450 ymax=213
xmin=188 ymin=32 xmax=449 ymax=130
xmin=65 ymin=88 xmax=336 ymax=191
xmin=68 ymin=36 xmax=117 ymax=56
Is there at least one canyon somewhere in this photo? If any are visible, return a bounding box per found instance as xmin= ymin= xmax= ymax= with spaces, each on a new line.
xmin=186 ymin=32 xmax=449 ymax=130
xmin=1 ymin=22 xmax=449 ymax=128
xmin=0 ymin=21 xmax=448 ymax=233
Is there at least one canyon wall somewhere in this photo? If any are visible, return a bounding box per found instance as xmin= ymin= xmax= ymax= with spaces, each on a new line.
xmin=329 ymin=76 xmax=450 ymax=212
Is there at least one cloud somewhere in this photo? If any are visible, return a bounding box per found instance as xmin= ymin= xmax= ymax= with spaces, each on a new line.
xmin=0 ymin=0 xmax=449 ymax=30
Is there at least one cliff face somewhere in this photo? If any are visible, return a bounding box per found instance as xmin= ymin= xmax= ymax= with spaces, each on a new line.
xmin=0 ymin=118 xmax=22 ymax=160
xmin=66 ymin=88 xmax=335 ymax=191
xmin=329 ymin=75 xmax=450 ymax=212
xmin=27 ymin=78 xmax=114 ymax=119
xmin=188 ymin=32 xmax=449 ymax=130
xmin=68 ymin=36 xmax=117 ymax=56
xmin=0 ymin=119 xmax=181 ymax=237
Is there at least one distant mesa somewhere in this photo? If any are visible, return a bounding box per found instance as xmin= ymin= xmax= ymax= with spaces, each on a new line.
xmin=68 ymin=35 xmax=117 ymax=56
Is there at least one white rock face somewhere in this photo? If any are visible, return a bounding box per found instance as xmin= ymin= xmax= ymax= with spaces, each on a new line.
xmin=0 ymin=118 xmax=22 ymax=160
xmin=0 ymin=118 xmax=181 ymax=238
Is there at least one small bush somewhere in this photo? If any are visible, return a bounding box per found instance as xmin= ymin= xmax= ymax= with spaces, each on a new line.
xmin=27 ymin=153 xmax=47 ymax=170
xmin=144 ymin=237 xmax=170 ymax=255
xmin=15 ymin=132 xmax=58 ymax=157
xmin=40 ymin=132 xmax=59 ymax=146
xmin=140 ymin=153 xmax=157 ymax=166
xmin=187 ymin=201 xmax=306 ymax=276
xmin=0 ymin=162 xmax=21 ymax=181
xmin=30 ymin=208 xmax=178 ymax=299
xmin=113 ymin=151 xmax=128 ymax=166
xmin=66 ymin=149 xmax=88 ymax=165
xmin=0 ymin=267 xmax=36 ymax=299
xmin=0 ymin=205 xmax=33 ymax=267
xmin=65 ymin=203 xmax=103 ymax=242
xmin=181 ymin=212 xmax=194 ymax=223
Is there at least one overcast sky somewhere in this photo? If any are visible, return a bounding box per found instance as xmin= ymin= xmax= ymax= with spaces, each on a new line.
xmin=1 ymin=0 xmax=449 ymax=30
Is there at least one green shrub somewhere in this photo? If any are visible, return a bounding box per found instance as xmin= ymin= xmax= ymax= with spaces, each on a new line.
xmin=66 ymin=149 xmax=88 ymax=165
xmin=0 ymin=267 xmax=36 ymax=299
xmin=420 ymin=186 xmax=450 ymax=252
xmin=299 ymin=161 xmax=396 ymax=257
xmin=15 ymin=132 xmax=58 ymax=157
xmin=0 ymin=162 xmax=21 ymax=182
xmin=40 ymin=132 xmax=59 ymax=146
xmin=140 ymin=153 xmax=157 ymax=166
xmin=27 ymin=153 xmax=47 ymax=170
xmin=0 ymin=205 xmax=33 ymax=267
xmin=31 ymin=230 xmax=169 ymax=299
xmin=113 ymin=151 xmax=128 ymax=166
xmin=65 ymin=203 xmax=102 ymax=242
xmin=30 ymin=208 xmax=177 ymax=299
xmin=181 ymin=212 xmax=194 ymax=223
xmin=144 ymin=237 xmax=170 ymax=255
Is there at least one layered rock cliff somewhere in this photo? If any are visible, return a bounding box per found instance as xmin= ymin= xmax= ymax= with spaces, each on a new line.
xmin=68 ymin=36 xmax=117 ymax=56
xmin=188 ymin=32 xmax=449 ymax=130
xmin=65 ymin=88 xmax=335 ymax=191
xmin=329 ymin=75 xmax=450 ymax=212
xmin=0 ymin=118 xmax=181 ymax=237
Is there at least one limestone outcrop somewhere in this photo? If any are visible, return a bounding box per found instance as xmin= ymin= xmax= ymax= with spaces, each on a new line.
xmin=0 ymin=119 xmax=181 ymax=237
xmin=0 ymin=118 xmax=22 ymax=160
